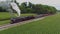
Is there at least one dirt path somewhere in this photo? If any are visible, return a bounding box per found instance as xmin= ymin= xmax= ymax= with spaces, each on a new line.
xmin=0 ymin=17 xmax=45 ymax=31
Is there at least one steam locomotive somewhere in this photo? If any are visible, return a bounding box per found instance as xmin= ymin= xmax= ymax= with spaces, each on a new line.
xmin=11 ymin=14 xmax=51 ymax=24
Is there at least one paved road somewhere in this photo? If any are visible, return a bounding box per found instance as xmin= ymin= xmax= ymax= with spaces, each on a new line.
xmin=0 ymin=17 xmax=45 ymax=31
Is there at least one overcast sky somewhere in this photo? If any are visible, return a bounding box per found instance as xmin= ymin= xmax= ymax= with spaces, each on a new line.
xmin=0 ymin=0 xmax=60 ymax=10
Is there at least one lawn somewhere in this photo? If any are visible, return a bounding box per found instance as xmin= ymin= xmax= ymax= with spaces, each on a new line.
xmin=0 ymin=13 xmax=60 ymax=34
xmin=0 ymin=12 xmax=37 ymax=25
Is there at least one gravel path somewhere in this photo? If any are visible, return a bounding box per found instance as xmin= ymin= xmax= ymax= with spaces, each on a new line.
xmin=0 ymin=17 xmax=45 ymax=31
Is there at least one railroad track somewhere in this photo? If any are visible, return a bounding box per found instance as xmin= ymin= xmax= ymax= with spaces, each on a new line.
xmin=0 ymin=17 xmax=45 ymax=31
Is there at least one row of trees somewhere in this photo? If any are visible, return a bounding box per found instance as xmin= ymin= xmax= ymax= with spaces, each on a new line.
xmin=0 ymin=7 xmax=7 ymax=12
xmin=20 ymin=2 xmax=57 ymax=14
xmin=0 ymin=2 xmax=57 ymax=14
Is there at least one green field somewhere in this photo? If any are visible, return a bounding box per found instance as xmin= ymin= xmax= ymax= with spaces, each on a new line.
xmin=0 ymin=12 xmax=36 ymax=25
xmin=0 ymin=12 xmax=10 ymax=25
xmin=0 ymin=12 xmax=36 ymax=20
xmin=0 ymin=13 xmax=60 ymax=34
xmin=0 ymin=12 xmax=11 ymax=19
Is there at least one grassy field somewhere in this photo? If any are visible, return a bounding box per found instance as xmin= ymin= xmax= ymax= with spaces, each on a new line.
xmin=0 ymin=12 xmax=11 ymax=20
xmin=0 ymin=12 xmax=37 ymax=25
xmin=0 ymin=13 xmax=60 ymax=34
xmin=0 ymin=12 xmax=36 ymax=20
xmin=0 ymin=12 xmax=11 ymax=25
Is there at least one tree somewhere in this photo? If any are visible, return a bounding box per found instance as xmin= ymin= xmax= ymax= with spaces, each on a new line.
xmin=19 ymin=2 xmax=57 ymax=14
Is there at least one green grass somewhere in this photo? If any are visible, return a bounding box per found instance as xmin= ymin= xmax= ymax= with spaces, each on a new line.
xmin=0 ymin=12 xmax=36 ymax=25
xmin=0 ymin=12 xmax=11 ymax=20
xmin=0 ymin=12 xmax=36 ymax=20
xmin=21 ymin=13 xmax=36 ymax=17
xmin=0 ymin=20 xmax=10 ymax=25
xmin=0 ymin=13 xmax=60 ymax=34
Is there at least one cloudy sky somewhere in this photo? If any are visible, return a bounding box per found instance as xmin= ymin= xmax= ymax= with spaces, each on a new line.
xmin=0 ymin=0 xmax=60 ymax=10
xmin=17 ymin=0 xmax=60 ymax=10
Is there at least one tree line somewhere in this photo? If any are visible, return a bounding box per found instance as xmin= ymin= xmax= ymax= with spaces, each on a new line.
xmin=0 ymin=2 xmax=57 ymax=14
xmin=0 ymin=7 xmax=8 ymax=12
xmin=20 ymin=2 xmax=57 ymax=14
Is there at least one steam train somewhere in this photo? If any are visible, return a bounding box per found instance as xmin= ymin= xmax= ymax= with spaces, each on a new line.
xmin=11 ymin=14 xmax=51 ymax=24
